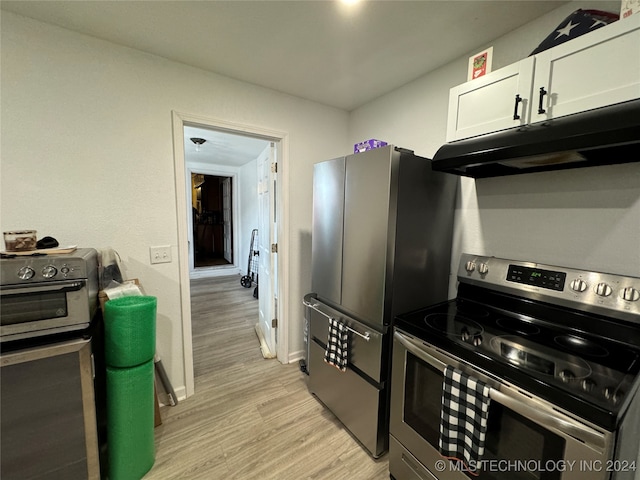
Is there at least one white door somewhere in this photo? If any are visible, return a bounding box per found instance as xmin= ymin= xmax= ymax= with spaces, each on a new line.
xmin=257 ymin=143 xmax=277 ymax=356
xmin=222 ymin=177 xmax=232 ymax=263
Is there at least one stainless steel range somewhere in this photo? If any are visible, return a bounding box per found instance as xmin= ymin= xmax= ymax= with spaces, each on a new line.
xmin=390 ymin=253 xmax=640 ymax=480
xmin=0 ymin=248 xmax=99 ymax=342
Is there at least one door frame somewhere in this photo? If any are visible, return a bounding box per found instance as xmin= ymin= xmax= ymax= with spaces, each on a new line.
xmin=187 ymin=167 xmax=240 ymax=278
xmin=172 ymin=111 xmax=289 ymax=397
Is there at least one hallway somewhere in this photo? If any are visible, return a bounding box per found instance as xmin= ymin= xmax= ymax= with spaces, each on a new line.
xmin=145 ymin=275 xmax=389 ymax=479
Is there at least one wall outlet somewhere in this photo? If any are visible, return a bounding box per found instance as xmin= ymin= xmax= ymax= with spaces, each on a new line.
xmin=150 ymin=245 xmax=172 ymax=264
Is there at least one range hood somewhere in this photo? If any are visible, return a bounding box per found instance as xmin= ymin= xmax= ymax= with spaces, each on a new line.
xmin=431 ymin=99 xmax=640 ymax=178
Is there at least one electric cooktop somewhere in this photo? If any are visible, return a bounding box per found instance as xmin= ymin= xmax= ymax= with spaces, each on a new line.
xmin=395 ymin=254 xmax=640 ymax=430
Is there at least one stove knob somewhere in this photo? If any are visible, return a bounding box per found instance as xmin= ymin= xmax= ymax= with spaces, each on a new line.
xmin=558 ymin=370 xmax=575 ymax=383
xmin=465 ymin=261 xmax=476 ymax=273
xmin=461 ymin=327 xmax=471 ymax=342
xmin=604 ymin=387 xmax=624 ymax=404
xmin=570 ymin=279 xmax=588 ymax=293
xmin=473 ymin=335 xmax=483 ymax=346
xmin=42 ymin=265 xmax=58 ymax=279
xmin=621 ymin=287 xmax=640 ymax=302
xmin=478 ymin=263 xmax=489 ymax=275
xmin=594 ymin=283 xmax=612 ymax=297
xmin=17 ymin=266 xmax=35 ymax=280
xmin=581 ymin=379 xmax=597 ymax=392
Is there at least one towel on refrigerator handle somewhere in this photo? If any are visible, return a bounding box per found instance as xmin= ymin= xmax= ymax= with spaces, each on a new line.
xmin=324 ymin=317 xmax=348 ymax=372
xmin=439 ymin=365 xmax=492 ymax=472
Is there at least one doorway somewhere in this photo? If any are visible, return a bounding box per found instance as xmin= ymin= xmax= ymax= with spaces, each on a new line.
xmin=172 ymin=111 xmax=290 ymax=397
xmin=192 ymin=174 xmax=233 ymax=268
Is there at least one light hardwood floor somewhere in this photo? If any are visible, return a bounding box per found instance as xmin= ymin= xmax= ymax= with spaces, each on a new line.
xmin=145 ymin=275 xmax=390 ymax=479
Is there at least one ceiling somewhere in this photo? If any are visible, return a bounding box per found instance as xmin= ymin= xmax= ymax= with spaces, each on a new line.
xmin=184 ymin=126 xmax=270 ymax=168
xmin=1 ymin=0 xmax=570 ymax=111
xmin=1 ymin=0 xmax=570 ymax=165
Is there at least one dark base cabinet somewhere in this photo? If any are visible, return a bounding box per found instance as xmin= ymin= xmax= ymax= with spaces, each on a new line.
xmin=0 ymin=338 xmax=100 ymax=479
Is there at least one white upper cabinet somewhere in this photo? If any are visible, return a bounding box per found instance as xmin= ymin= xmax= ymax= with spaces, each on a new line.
xmin=532 ymin=15 xmax=640 ymax=123
xmin=446 ymin=57 xmax=535 ymax=142
xmin=446 ymin=14 xmax=640 ymax=142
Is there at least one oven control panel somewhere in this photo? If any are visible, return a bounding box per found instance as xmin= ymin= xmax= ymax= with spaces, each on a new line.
xmin=459 ymin=253 xmax=640 ymax=322
xmin=0 ymin=248 xmax=97 ymax=285
xmin=506 ymin=265 xmax=566 ymax=291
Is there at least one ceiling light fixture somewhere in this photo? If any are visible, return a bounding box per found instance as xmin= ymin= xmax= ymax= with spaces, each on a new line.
xmin=190 ymin=137 xmax=206 ymax=152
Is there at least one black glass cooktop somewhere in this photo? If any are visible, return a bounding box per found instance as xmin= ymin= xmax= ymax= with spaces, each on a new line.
xmin=395 ymin=286 xmax=640 ymax=430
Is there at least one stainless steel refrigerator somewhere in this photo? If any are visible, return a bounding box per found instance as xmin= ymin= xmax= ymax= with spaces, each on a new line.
xmin=303 ymin=145 xmax=457 ymax=457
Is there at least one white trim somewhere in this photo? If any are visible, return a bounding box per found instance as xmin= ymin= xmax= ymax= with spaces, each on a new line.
xmin=160 ymin=385 xmax=187 ymax=405
xmin=186 ymin=165 xmax=241 ymax=274
xmin=274 ymin=135 xmax=289 ymax=364
xmin=171 ymin=111 xmax=195 ymax=397
xmin=172 ymin=111 xmax=290 ymax=399
xmin=288 ymin=350 xmax=305 ymax=364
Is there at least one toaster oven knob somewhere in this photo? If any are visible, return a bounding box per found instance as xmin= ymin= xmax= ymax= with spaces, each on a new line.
xmin=473 ymin=335 xmax=483 ymax=346
xmin=42 ymin=265 xmax=58 ymax=279
xmin=594 ymin=283 xmax=612 ymax=297
xmin=478 ymin=263 xmax=489 ymax=275
xmin=581 ymin=378 xmax=597 ymax=392
xmin=621 ymin=287 xmax=640 ymax=302
xmin=570 ymin=279 xmax=588 ymax=293
xmin=558 ymin=369 xmax=575 ymax=383
xmin=465 ymin=261 xmax=476 ymax=273
xmin=17 ymin=266 xmax=35 ymax=280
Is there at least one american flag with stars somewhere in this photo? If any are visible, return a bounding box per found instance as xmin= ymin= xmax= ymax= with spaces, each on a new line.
xmin=530 ymin=9 xmax=619 ymax=55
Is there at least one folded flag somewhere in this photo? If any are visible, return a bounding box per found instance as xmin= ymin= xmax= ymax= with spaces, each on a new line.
xmin=530 ymin=9 xmax=618 ymax=55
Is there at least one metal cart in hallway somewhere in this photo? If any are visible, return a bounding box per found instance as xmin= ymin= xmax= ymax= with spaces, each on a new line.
xmin=240 ymin=229 xmax=259 ymax=299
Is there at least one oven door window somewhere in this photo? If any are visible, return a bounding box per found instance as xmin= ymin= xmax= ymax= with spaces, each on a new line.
xmin=0 ymin=291 xmax=68 ymax=325
xmin=404 ymin=352 xmax=565 ymax=480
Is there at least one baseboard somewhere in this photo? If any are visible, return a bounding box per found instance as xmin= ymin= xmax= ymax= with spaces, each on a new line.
xmin=157 ymin=385 xmax=188 ymax=407
xmin=288 ymin=349 xmax=304 ymax=364
xmin=174 ymin=385 xmax=187 ymax=401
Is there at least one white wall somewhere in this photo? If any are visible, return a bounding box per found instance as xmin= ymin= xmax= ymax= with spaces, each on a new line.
xmin=0 ymin=12 xmax=348 ymax=394
xmin=239 ymin=157 xmax=260 ymax=274
xmin=348 ymin=0 xmax=639 ymax=292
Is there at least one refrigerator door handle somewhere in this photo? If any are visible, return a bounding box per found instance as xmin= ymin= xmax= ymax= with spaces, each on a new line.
xmin=344 ymin=324 xmax=371 ymax=342
xmin=303 ymin=299 xmax=371 ymax=342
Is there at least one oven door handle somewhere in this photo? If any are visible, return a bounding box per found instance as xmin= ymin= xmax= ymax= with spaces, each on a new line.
xmin=394 ymin=330 xmax=447 ymax=370
xmin=488 ymin=389 xmax=606 ymax=451
xmin=394 ymin=330 xmax=607 ymax=452
xmin=0 ymin=280 xmax=85 ymax=296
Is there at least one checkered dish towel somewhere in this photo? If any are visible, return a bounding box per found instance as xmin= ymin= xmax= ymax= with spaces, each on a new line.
xmin=439 ymin=366 xmax=492 ymax=469
xmin=324 ymin=318 xmax=348 ymax=372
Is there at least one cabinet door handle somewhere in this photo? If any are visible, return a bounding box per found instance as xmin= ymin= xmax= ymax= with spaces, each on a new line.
xmin=538 ymin=87 xmax=547 ymax=114
xmin=513 ymin=94 xmax=522 ymax=120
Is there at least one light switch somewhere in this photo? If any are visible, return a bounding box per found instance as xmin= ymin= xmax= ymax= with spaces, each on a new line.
xmin=150 ymin=245 xmax=172 ymax=264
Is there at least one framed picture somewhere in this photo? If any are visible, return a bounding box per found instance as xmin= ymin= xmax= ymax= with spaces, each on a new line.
xmin=468 ymin=47 xmax=493 ymax=81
